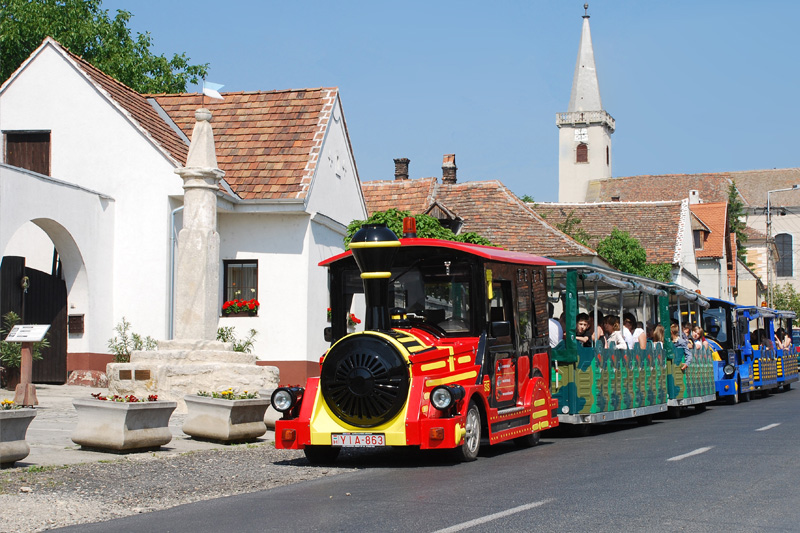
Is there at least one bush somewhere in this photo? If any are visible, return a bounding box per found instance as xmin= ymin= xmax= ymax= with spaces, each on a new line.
xmin=216 ymin=326 xmax=257 ymax=353
xmin=107 ymin=317 xmax=157 ymax=363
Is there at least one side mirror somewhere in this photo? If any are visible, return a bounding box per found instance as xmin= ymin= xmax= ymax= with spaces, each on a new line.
xmin=491 ymin=321 xmax=511 ymax=338
xmin=323 ymin=327 xmax=332 ymax=343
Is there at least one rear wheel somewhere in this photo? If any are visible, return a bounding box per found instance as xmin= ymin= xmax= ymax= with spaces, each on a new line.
xmin=637 ymin=414 xmax=654 ymax=425
xmin=304 ymin=445 xmax=341 ymax=465
xmin=514 ymin=430 xmax=540 ymax=448
xmin=695 ymin=404 xmax=707 ymax=413
xmin=783 ymin=383 xmax=792 ymax=392
xmin=454 ymin=401 xmax=481 ymax=462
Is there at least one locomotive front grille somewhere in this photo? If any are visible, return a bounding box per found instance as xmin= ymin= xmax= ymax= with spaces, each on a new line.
xmin=321 ymin=334 xmax=410 ymax=428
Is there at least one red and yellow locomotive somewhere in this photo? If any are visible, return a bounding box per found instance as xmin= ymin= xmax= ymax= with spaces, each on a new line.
xmin=273 ymin=222 xmax=559 ymax=463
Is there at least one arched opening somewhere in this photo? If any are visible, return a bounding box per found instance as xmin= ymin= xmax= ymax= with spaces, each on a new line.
xmin=576 ymin=143 xmax=588 ymax=163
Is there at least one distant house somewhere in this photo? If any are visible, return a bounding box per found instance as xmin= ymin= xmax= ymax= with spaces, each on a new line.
xmin=0 ymin=38 xmax=366 ymax=384
xmin=362 ymin=155 xmax=600 ymax=263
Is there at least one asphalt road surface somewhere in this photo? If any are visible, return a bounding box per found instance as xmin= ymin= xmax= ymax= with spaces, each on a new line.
xmin=57 ymin=388 xmax=800 ymax=532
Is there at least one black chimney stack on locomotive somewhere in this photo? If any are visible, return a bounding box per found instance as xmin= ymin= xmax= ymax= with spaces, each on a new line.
xmin=349 ymin=223 xmax=400 ymax=330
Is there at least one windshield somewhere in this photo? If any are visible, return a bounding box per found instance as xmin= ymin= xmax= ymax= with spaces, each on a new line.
xmin=703 ymin=307 xmax=728 ymax=344
xmin=342 ymin=260 xmax=473 ymax=335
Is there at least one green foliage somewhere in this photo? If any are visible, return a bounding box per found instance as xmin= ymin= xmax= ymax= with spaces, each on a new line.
xmin=197 ymin=388 xmax=259 ymax=400
xmin=0 ymin=312 xmax=49 ymax=368
xmin=0 ymin=0 xmax=208 ymax=93
xmin=519 ymin=194 xmax=535 ymax=203
xmin=345 ymin=209 xmax=496 ymax=248
xmin=216 ymin=326 xmax=257 ymax=353
xmin=727 ymin=181 xmax=751 ymax=264
xmin=554 ymin=210 xmax=592 ymax=247
xmin=596 ymin=228 xmax=672 ymax=282
xmin=771 ymin=283 xmax=800 ymax=316
xmin=107 ymin=317 xmax=156 ymax=363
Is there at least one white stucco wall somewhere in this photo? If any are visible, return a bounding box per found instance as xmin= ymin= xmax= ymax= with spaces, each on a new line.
xmin=697 ymin=259 xmax=726 ymax=300
xmin=4 ymin=222 xmax=55 ymax=273
xmin=558 ymin=124 xmax=613 ymax=203
xmin=305 ymin=97 xmax=367 ymax=226
xmin=0 ymin=165 xmax=115 ymax=353
xmin=0 ymin=42 xmax=185 ymax=347
xmin=748 ymin=209 xmax=800 ymax=292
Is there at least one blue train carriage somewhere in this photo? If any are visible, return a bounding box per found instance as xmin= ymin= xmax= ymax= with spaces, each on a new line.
xmin=666 ymin=285 xmax=717 ymax=414
xmin=545 ymin=263 xmax=672 ymax=427
xmin=740 ymin=306 xmax=780 ymax=395
xmin=703 ymin=298 xmax=754 ymax=403
xmin=774 ymin=309 xmax=798 ymax=390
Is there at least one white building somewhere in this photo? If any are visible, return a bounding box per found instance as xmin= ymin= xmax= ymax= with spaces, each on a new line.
xmin=0 ymin=38 xmax=366 ymax=384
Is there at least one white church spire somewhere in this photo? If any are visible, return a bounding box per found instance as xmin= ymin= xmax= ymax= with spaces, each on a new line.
xmin=557 ymin=4 xmax=615 ymax=203
xmin=568 ymin=7 xmax=602 ymax=112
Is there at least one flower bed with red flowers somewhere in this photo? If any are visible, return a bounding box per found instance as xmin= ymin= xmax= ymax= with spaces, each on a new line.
xmin=91 ymin=392 xmax=159 ymax=402
xmin=222 ymin=298 xmax=260 ymax=316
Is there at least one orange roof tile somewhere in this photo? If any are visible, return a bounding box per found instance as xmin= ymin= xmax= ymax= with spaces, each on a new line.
xmin=586 ymin=174 xmax=731 ymax=204
xmin=153 ymin=88 xmax=338 ymax=200
xmin=362 ymin=178 xmax=437 ymax=214
xmin=689 ymin=202 xmax=729 ymax=259
xmin=533 ymin=202 xmax=683 ymax=264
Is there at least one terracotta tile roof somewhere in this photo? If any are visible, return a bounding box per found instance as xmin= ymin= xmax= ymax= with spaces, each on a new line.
xmin=362 ymin=178 xmax=437 ymax=214
xmin=689 ymin=202 xmax=728 ymax=259
xmin=744 ymin=225 xmax=767 ymax=240
xmin=724 ymin=168 xmax=800 ymax=207
xmin=434 ymin=181 xmax=596 ymax=257
xmin=533 ymin=202 xmax=683 ymax=264
xmin=153 ymin=88 xmax=338 ymax=200
xmin=57 ymin=40 xmax=188 ymax=166
xmin=585 ymin=174 xmax=731 ymax=204
xmin=362 ymin=178 xmax=595 ymax=257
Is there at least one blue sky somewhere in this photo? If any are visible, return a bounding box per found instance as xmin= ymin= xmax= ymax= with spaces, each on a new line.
xmin=102 ymin=0 xmax=799 ymax=202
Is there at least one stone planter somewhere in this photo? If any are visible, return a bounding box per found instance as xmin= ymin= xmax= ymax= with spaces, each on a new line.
xmin=222 ymin=311 xmax=257 ymax=318
xmin=71 ymin=399 xmax=177 ymax=452
xmin=0 ymin=408 xmax=37 ymax=465
xmin=182 ymin=395 xmax=269 ymax=442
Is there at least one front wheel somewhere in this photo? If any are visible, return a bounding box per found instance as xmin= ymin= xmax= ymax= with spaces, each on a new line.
xmin=454 ymin=401 xmax=481 ymax=462
xmin=304 ymin=445 xmax=341 ymax=465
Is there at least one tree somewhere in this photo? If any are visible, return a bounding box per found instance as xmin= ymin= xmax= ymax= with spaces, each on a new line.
xmin=771 ymin=283 xmax=800 ymax=316
xmin=0 ymin=0 xmax=208 ymax=93
xmin=596 ymin=228 xmax=672 ymax=283
xmin=728 ymin=181 xmax=750 ymax=264
xmin=345 ymin=209 xmax=496 ymax=248
xmin=554 ymin=210 xmax=592 ymax=247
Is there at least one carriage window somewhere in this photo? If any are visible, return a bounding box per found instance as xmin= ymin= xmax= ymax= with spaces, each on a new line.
xmin=702 ymin=308 xmax=727 ymax=343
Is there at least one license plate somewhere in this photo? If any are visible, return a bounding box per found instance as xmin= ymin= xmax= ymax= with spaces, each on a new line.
xmin=331 ymin=433 xmax=385 ymax=447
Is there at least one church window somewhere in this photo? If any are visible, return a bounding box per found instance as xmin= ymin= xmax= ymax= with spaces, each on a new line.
xmin=224 ymin=260 xmax=258 ymax=303
xmin=775 ymin=233 xmax=793 ymax=277
xmin=576 ymin=143 xmax=588 ymax=163
xmin=4 ymin=131 xmax=50 ymax=175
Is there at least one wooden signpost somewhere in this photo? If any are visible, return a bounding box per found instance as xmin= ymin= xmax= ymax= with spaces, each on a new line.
xmin=5 ymin=324 xmax=50 ymax=407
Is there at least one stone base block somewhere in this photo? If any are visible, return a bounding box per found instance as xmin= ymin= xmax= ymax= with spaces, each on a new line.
xmin=71 ymin=399 xmax=177 ymax=451
xmin=183 ymin=395 xmax=268 ymax=442
xmin=0 ymin=409 xmax=36 ymax=465
xmin=67 ymin=370 xmax=108 ymax=388
xmin=107 ymin=355 xmax=279 ymax=413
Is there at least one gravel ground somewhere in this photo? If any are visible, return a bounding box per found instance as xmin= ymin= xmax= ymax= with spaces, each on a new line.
xmin=0 ymin=443 xmax=350 ymax=532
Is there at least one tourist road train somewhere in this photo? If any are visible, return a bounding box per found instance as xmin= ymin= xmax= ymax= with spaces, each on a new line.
xmin=273 ymin=222 xmax=797 ymax=463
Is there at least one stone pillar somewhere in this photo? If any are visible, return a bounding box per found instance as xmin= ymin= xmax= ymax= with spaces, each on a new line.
xmin=173 ymin=109 xmax=225 ymax=341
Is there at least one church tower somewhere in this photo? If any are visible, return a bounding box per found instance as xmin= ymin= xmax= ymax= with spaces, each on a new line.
xmin=557 ymin=4 xmax=615 ymax=202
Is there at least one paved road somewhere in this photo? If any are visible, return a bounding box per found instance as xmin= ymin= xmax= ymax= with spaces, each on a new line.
xmin=57 ymin=388 xmax=800 ymax=532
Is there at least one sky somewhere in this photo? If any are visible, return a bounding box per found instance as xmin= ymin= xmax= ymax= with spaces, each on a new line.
xmin=101 ymin=0 xmax=800 ymax=202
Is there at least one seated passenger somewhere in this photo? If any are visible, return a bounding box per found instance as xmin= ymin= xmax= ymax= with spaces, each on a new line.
xmin=548 ymin=302 xmax=563 ymax=349
xmin=576 ymin=312 xmax=593 ymax=347
xmin=672 ymin=323 xmax=693 ymax=371
xmin=775 ymin=328 xmax=792 ymax=350
xmin=603 ymin=315 xmax=627 ymax=350
xmin=691 ymin=326 xmax=710 ymax=349
xmin=623 ymin=313 xmax=646 ymax=349
xmin=652 ymin=324 xmax=665 ymax=348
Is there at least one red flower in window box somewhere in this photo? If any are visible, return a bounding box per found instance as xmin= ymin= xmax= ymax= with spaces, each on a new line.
xmin=222 ymin=298 xmax=259 ymax=316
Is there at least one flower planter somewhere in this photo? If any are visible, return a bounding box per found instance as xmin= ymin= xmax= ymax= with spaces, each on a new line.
xmin=182 ymin=395 xmax=269 ymax=443
xmin=71 ymin=399 xmax=177 ymax=452
xmin=223 ymin=311 xmax=257 ymax=318
xmin=0 ymin=408 xmax=37 ymax=465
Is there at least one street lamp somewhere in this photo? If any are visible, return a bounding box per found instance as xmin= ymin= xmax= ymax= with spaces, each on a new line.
xmin=766 ymin=184 xmax=800 ymax=307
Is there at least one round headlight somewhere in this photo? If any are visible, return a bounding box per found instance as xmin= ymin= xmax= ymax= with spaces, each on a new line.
xmin=723 ymin=364 xmax=735 ymax=378
xmin=431 ymin=386 xmax=454 ymax=410
xmin=271 ymin=388 xmax=296 ymax=412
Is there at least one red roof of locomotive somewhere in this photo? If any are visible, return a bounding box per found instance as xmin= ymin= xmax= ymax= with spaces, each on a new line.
xmin=318 ymin=238 xmax=556 ymax=267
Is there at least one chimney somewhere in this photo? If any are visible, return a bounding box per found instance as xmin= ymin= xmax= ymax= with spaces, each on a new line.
xmin=442 ymin=154 xmax=457 ymax=184
xmin=394 ymin=158 xmax=410 ymax=181
xmin=689 ymin=190 xmax=701 ymax=204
